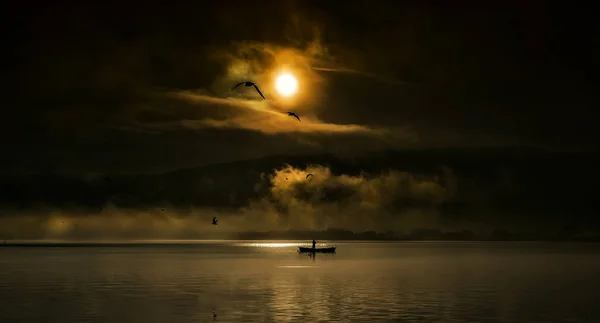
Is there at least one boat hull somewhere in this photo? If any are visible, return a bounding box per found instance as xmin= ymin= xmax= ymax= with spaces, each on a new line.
xmin=298 ymin=247 xmax=336 ymax=253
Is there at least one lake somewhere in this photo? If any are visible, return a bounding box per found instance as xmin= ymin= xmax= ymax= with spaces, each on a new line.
xmin=1 ymin=241 xmax=599 ymax=322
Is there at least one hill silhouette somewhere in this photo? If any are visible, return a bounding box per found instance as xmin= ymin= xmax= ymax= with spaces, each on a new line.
xmin=1 ymin=147 xmax=596 ymax=207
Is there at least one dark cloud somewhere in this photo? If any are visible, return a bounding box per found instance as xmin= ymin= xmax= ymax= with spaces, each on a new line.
xmin=4 ymin=2 xmax=598 ymax=175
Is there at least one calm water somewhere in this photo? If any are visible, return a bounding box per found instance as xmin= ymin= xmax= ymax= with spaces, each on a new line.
xmin=1 ymin=241 xmax=600 ymax=323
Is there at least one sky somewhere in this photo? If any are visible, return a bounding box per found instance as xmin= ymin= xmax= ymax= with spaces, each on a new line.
xmin=2 ymin=2 xmax=598 ymax=238
xmin=5 ymin=1 xmax=598 ymax=174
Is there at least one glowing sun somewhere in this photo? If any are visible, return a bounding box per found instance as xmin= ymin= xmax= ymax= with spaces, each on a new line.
xmin=275 ymin=73 xmax=298 ymax=97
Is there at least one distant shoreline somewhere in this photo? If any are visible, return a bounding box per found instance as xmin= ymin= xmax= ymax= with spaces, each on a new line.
xmin=3 ymin=228 xmax=599 ymax=244
xmin=4 ymin=228 xmax=599 ymax=243
xmin=2 ymin=239 xmax=599 ymax=247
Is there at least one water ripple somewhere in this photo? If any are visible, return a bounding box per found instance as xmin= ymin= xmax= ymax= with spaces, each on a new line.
xmin=1 ymin=242 xmax=600 ymax=322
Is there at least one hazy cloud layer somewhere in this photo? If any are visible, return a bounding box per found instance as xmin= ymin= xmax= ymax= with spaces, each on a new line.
xmin=1 ymin=148 xmax=598 ymax=240
xmin=246 ymin=164 xmax=455 ymax=231
xmin=0 ymin=164 xmax=457 ymax=239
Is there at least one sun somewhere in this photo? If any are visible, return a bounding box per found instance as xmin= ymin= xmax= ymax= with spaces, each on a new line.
xmin=275 ymin=73 xmax=298 ymax=97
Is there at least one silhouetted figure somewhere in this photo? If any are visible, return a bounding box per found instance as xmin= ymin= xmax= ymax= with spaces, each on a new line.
xmin=287 ymin=112 xmax=301 ymax=121
xmin=231 ymin=81 xmax=265 ymax=99
xmin=212 ymin=217 xmax=218 ymax=225
xmin=306 ymin=173 xmax=313 ymax=179
xmin=312 ymin=239 xmax=316 ymax=249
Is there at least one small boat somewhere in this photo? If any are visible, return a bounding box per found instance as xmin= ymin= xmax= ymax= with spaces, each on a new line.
xmin=298 ymin=246 xmax=336 ymax=253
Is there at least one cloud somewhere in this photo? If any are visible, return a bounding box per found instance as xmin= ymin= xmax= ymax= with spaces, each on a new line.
xmin=242 ymin=164 xmax=455 ymax=232
xmin=163 ymin=91 xmax=381 ymax=135
xmin=118 ymin=38 xmax=404 ymax=139
xmin=312 ymin=67 xmax=418 ymax=87
xmin=0 ymin=164 xmax=457 ymax=239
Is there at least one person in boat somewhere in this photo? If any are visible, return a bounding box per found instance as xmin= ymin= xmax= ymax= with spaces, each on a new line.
xmin=312 ymin=240 xmax=316 ymax=249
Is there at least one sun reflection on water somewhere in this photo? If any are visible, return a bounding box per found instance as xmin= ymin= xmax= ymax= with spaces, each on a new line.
xmin=234 ymin=242 xmax=299 ymax=248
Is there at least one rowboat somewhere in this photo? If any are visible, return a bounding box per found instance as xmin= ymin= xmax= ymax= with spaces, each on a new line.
xmin=298 ymin=246 xmax=336 ymax=253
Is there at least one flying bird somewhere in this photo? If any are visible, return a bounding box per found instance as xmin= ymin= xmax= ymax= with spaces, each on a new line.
xmin=287 ymin=112 xmax=301 ymax=121
xmin=212 ymin=217 xmax=218 ymax=225
xmin=306 ymin=173 xmax=313 ymax=179
xmin=231 ymin=81 xmax=265 ymax=99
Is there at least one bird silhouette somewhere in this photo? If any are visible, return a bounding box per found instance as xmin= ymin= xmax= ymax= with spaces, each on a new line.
xmin=306 ymin=173 xmax=313 ymax=179
xmin=287 ymin=112 xmax=300 ymax=121
xmin=212 ymin=217 xmax=218 ymax=225
xmin=231 ymin=81 xmax=265 ymax=99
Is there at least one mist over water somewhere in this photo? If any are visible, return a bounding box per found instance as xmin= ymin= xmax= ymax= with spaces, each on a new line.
xmin=1 ymin=241 xmax=599 ymax=322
